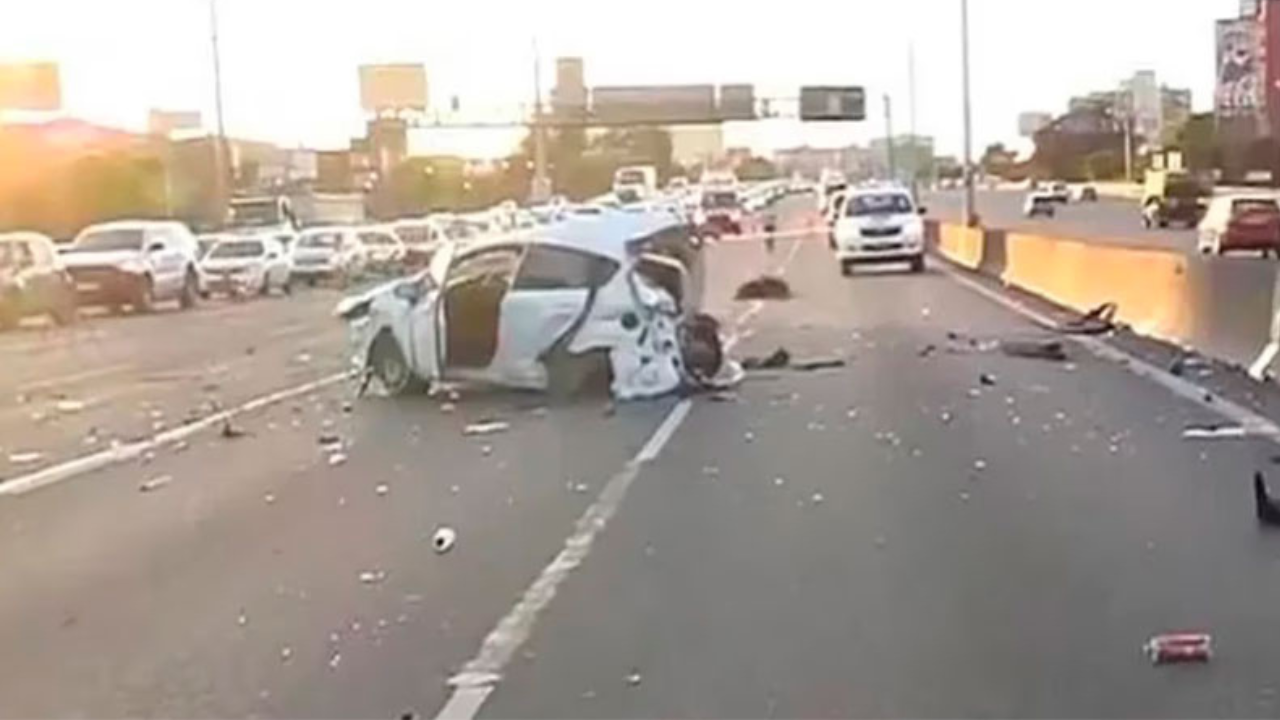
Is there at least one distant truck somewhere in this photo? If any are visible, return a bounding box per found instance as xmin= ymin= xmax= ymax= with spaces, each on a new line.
xmin=1141 ymin=170 xmax=1210 ymax=229
xmin=227 ymin=193 xmax=366 ymax=235
xmin=613 ymin=166 xmax=658 ymax=203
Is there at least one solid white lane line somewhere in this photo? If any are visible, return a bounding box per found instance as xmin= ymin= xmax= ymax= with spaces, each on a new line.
xmin=939 ymin=264 xmax=1280 ymax=442
xmin=0 ymin=372 xmax=350 ymax=498
xmin=436 ymin=230 xmax=808 ymax=720
xmin=435 ymin=399 xmax=694 ymax=720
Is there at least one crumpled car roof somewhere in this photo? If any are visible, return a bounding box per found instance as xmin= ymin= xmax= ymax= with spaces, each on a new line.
xmin=469 ymin=206 xmax=690 ymax=262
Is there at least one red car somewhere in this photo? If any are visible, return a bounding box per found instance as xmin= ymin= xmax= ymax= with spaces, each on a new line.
xmin=1198 ymin=196 xmax=1280 ymax=256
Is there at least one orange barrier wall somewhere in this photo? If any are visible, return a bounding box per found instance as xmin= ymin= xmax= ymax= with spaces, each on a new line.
xmin=936 ymin=224 xmax=983 ymax=270
xmin=1001 ymin=231 xmax=1194 ymax=343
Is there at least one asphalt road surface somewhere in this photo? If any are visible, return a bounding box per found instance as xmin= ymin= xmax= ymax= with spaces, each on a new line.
xmin=924 ymin=188 xmax=1199 ymax=253
xmin=6 ymin=205 xmax=1280 ymax=717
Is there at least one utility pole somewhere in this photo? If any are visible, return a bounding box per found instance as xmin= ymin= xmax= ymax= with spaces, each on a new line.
xmin=1123 ymin=115 xmax=1134 ymax=183
xmin=908 ymin=41 xmax=919 ymax=198
xmin=530 ymin=40 xmax=551 ymax=203
xmin=209 ymin=0 xmax=229 ymax=222
xmin=884 ymin=94 xmax=897 ymax=182
xmin=960 ymin=0 xmax=977 ymax=226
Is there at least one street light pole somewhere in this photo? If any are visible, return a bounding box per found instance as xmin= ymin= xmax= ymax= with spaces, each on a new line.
xmin=530 ymin=39 xmax=551 ymax=203
xmin=960 ymin=0 xmax=977 ymax=226
xmin=209 ymin=0 xmax=229 ymax=220
xmin=908 ymin=41 xmax=919 ymax=199
xmin=884 ymin=94 xmax=897 ymax=182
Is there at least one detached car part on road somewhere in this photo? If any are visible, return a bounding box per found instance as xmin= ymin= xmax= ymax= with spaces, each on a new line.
xmin=0 ymin=232 xmax=78 ymax=329
xmin=61 ymin=220 xmax=203 ymax=313
xmin=337 ymin=209 xmax=727 ymax=401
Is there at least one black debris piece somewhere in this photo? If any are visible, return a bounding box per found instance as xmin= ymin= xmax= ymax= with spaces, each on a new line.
xmin=1000 ymin=339 xmax=1068 ymax=362
xmin=735 ymin=276 xmax=792 ymax=301
xmin=317 ymin=432 xmax=342 ymax=447
xmin=979 ymin=373 xmax=998 ymax=386
xmin=220 ymin=419 xmax=249 ymax=439
xmin=680 ymin=313 xmax=725 ymax=385
xmin=1044 ymin=302 xmax=1117 ymax=335
xmin=1170 ymin=353 xmax=1211 ymax=378
xmin=1256 ymin=472 xmax=1280 ymax=527
xmin=917 ymin=344 xmax=938 ymax=358
xmin=743 ymin=348 xmax=791 ymax=370
xmin=791 ymin=357 xmax=847 ymax=372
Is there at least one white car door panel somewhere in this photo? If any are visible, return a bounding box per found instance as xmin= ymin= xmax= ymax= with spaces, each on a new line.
xmin=489 ymin=289 xmax=591 ymax=387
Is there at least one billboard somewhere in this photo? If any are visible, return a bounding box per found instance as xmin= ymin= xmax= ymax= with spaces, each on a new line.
xmin=148 ymin=109 xmax=202 ymax=136
xmin=591 ymin=85 xmax=716 ymax=124
xmin=1216 ymin=19 xmax=1265 ymax=118
xmin=0 ymin=62 xmax=61 ymax=111
xmin=718 ymin=84 xmax=756 ymax=121
xmin=359 ymin=64 xmax=428 ymax=113
xmin=799 ymin=86 xmax=866 ymax=121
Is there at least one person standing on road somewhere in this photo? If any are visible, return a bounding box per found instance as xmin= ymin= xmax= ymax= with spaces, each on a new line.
xmin=763 ymin=206 xmax=778 ymax=254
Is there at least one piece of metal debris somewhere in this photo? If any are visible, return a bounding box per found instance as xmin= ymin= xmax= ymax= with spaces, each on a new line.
xmin=1144 ymin=633 xmax=1212 ymax=665
xmin=979 ymin=373 xmax=998 ymax=386
xmin=464 ymin=421 xmax=510 ymax=437
xmin=792 ymin=357 xmax=847 ymax=372
xmin=1182 ymin=425 xmax=1247 ymax=440
xmin=264 ymin=492 xmax=276 ymax=504
xmin=973 ymin=459 xmax=988 ymax=471
xmin=626 ymin=670 xmax=643 ymax=687
xmin=220 ymin=420 xmax=248 ymax=439
xmin=139 ymin=475 xmax=172 ymax=493
xmin=742 ymin=348 xmax=791 ymax=370
xmin=55 ymin=399 xmax=86 ymax=415
xmin=327 ymin=452 xmax=348 ymax=467
xmin=1000 ymin=339 xmax=1067 ymax=362
xmin=917 ymin=344 xmax=938 ymax=358
xmin=280 ymin=646 xmax=293 ymax=662
xmin=811 ymin=492 xmax=825 ymax=505
xmin=432 ymin=527 xmax=457 ymax=554
xmin=735 ymin=276 xmax=792 ymax=300
xmin=328 ymin=652 xmax=342 ymax=670
xmin=359 ymin=570 xmax=387 ymax=584
xmin=375 ymin=483 xmax=390 ymax=496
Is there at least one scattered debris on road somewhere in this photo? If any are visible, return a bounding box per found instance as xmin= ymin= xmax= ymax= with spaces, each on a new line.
xmin=626 ymin=670 xmax=643 ymax=687
xmin=1040 ymin=302 xmax=1117 ymax=335
xmin=463 ymin=420 xmax=510 ymax=437
xmin=1182 ymin=424 xmax=1247 ymax=440
xmin=917 ymin=343 xmax=938 ymax=358
xmin=375 ymin=483 xmax=389 ymax=496
xmin=1170 ymin=352 xmax=1212 ymax=378
xmin=792 ymin=356 xmax=847 ymax=372
xmin=432 ymin=526 xmax=457 ymax=554
xmin=1000 ymin=339 xmax=1068 ymax=362
xmin=54 ymin=399 xmax=86 ymax=415
xmin=359 ymin=570 xmax=387 ymax=584
xmin=1255 ymin=472 xmax=1280 ymax=526
xmin=735 ymin=276 xmax=792 ymax=300
xmin=742 ymin=347 xmax=791 ymax=370
xmin=327 ymin=452 xmax=348 ymax=467
xmin=220 ymin=419 xmax=249 ymax=439
xmin=979 ymin=373 xmax=998 ymax=386
xmin=139 ymin=475 xmax=172 ymax=493
xmin=1144 ymin=633 xmax=1212 ymax=665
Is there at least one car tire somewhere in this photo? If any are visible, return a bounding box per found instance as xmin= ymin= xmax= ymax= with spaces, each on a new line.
xmin=132 ymin=275 xmax=155 ymax=314
xmin=910 ymin=255 xmax=926 ymax=273
xmin=258 ymin=274 xmax=271 ymax=297
xmin=179 ymin=268 xmax=199 ymax=310
xmin=369 ymin=331 xmax=422 ymax=396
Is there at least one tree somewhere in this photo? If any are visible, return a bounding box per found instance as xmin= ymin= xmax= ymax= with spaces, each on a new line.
xmin=1176 ymin=113 xmax=1217 ymax=172
xmin=735 ymin=156 xmax=778 ymax=181
xmin=1084 ymin=150 xmax=1123 ymax=180
xmin=980 ymin=143 xmax=1016 ymax=178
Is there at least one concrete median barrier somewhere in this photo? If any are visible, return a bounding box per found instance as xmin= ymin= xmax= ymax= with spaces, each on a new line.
xmin=935 ymin=220 xmax=1280 ymax=373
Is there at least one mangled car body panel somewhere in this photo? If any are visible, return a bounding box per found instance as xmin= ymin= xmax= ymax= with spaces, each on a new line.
xmin=338 ymin=208 xmax=721 ymax=400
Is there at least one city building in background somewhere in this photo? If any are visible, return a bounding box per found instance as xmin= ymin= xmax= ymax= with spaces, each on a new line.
xmin=1066 ymin=72 xmax=1191 ymax=145
xmin=551 ymin=57 xmax=586 ymax=120
xmin=868 ymin=134 xmax=936 ymax=181
xmin=772 ymin=145 xmax=874 ymax=180
xmin=669 ymin=125 xmax=723 ymax=168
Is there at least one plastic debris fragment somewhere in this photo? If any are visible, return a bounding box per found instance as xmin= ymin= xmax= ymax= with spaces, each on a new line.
xmin=464 ymin=421 xmax=509 ymax=437
xmin=432 ymin=526 xmax=457 ymax=554
xmin=139 ymin=475 xmax=172 ymax=493
xmin=1144 ymin=633 xmax=1211 ymax=665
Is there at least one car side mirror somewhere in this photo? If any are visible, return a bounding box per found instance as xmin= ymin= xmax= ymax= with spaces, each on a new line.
xmin=147 ymin=242 xmax=165 ymax=253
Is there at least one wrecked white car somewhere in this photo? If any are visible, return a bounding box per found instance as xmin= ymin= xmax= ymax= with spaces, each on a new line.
xmin=336 ymin=209 xmax=726 ymax=400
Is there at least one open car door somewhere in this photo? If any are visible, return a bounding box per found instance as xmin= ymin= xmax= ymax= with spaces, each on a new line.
xmin=436 ymin=244 xmax=525 ymax=378
xmin=485 ymin=243 xmax=619 ymax=388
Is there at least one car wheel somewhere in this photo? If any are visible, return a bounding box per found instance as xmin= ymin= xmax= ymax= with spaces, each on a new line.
xmin=369 ymin=332 xmax=421 ymax=396
xmin=132 ymin=275 xmax=155 ymax=314
xmin=910 ymin=255 xmax=926 ymax=273
xmin=179 ymin=268 xmax=199 ymax=309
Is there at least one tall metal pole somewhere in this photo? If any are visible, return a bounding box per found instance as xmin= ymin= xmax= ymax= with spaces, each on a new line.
xmin=908 ymin=41 xmax=919 ymax=198
xmin=960 ymin=0 xmax=977 ymax=226
xmin=530 ymin=39 xmax=550 ymax=203
xmin=209 ymin=0 xmax=229 ymax=221
xmin=884 ymin=94 xmax=897 ymax=182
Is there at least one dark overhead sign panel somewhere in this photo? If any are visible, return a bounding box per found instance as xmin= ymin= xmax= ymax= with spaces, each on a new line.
xmin=718 ymin=84 xmax=756 ymax=121
xmin=591 ymin=85 xmax=716 ymax=124
xmin=800 ymin=86 xmax=865 ymax=121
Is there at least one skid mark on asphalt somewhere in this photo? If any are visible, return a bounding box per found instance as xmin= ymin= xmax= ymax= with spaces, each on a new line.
xmin=433 ymin=233 xmax=806 ymax=720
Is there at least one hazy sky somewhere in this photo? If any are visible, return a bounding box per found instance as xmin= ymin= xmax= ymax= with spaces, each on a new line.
xmin=0 ymin=0 xmax=1241 ymax=158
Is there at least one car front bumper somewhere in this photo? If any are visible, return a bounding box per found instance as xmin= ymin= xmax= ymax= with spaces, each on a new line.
xmin=66 ymin=268 xmax=143 ymax=306
xmin=836 ymin=237 xmax=924 ymax=262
